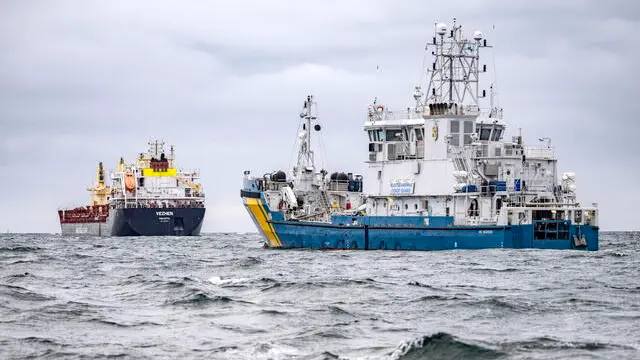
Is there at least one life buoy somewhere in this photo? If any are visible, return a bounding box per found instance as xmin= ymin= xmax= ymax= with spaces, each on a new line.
xmin=376 ymin=105 xmax=384 ymax=112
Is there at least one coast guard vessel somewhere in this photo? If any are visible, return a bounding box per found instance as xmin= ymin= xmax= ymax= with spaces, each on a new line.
xmin=240 ymin=19 xmax=598 ymax=251
xmin=58 ymin=140 xmax=205 ymax=236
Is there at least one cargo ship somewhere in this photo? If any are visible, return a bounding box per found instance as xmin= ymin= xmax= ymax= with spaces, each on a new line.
xmin=240 ymin=19 xmax=599 ymax=251
xmin=58 ymin=140 xmax=205 ymax=236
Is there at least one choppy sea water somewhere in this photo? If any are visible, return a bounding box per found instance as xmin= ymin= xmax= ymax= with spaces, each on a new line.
xmin=0 ymin=232 xmax=638 ymax=360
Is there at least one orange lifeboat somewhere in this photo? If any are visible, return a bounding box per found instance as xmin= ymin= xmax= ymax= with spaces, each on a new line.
xmin=124 ymin=172 xmax=136 ymax=192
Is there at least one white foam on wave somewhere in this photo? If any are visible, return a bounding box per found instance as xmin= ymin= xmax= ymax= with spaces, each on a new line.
xmin=208 ymin=276 xmax=250 ymax=286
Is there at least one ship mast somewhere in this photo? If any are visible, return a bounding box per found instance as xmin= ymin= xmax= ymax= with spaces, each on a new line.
xmin=423 ymin=18 xmax=495 ymax=116
xmin=293 ymin=95 xmax=321 ymax=191
xmin=148 ymin=139 xmax=165 ymax=159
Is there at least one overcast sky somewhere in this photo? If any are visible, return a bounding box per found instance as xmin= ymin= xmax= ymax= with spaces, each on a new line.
xmin=1 ymin=0 xmax=638 ymax=233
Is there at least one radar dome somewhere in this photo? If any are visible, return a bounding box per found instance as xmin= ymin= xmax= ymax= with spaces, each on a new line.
xmin=436 ymin=23 xmax=447 ymax=36
xmin=473 ymin=30 xmax=483 ymax=41
xmin=271 ymin=170 xmax=287 ymax=182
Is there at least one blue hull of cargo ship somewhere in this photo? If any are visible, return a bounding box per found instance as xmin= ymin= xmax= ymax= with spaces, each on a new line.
xmin=242 ymin=192 xmax=598 ymax=251
xmin=111 ymin=207 xmax=205 ymax=236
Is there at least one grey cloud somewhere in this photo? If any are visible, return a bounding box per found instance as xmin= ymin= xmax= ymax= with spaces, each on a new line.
xmin=0 ymin=0 xmax=638 ymax=232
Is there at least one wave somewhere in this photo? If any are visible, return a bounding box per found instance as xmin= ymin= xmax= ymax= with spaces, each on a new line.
xmin=217 ymin=323 xmax=267 ymax=334
xmin=118 ymin=275 xmax=198 ymax=291
xmin=208 ymin=276 xmax=251 ymax=287
xmin=595 ymin=250 xmax=630 ymax=258
xmin=388 ymin=332 xmax=504 ymax=360
xmin=385 ymin=333 xmax=634 ymax=360
xmin=469 ymin=297 xmax=535 ymax=313
xmin=3 ymin=272 xmax=37 ymax=282
xmin=90 ymin=318 xmax=163 ymax=328
xmin=294 ymin=327 xmax=352 ymax=342
xmin=0 ymin=246 xmax=43 ymax=253
xmin=469 ymin=267 xmax=519 ymax=273
xmin=259 ymin=309 xmax=288 ymax=315
xmin=167 ymin=292 xmax=235 ymax=306
xmin=235 ymin=256 xmax=264 ymax=267
xmin=0 ymin=284 xmax=55 ymax=302
xmin=166 ymin=285 xmax=254 ymax=307
xmin=407 ymin=281 xmax=444 ymax=290
xmin=260 ymin=277 xmax=380 ymax=292
xmin=6 ymin=336 xmax=68 ymax=347
xmin=409 ymin=294 xmax=470 ymax=302
xmin=503 ymin=336 xmax=636 ymax=352
xmin=327 ymin=305 xmax=354 ymax=316
xmin=605 ymin=284 xmax=640 ymax=293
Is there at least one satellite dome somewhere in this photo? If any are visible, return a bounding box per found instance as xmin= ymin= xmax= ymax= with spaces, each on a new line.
xmin=473 ymin=30 xmax=483 ymax=41
xmin=271 ymin=170 xmax=286 ymax=182
xmin=436 ymin=23 xmax=447 ymax=36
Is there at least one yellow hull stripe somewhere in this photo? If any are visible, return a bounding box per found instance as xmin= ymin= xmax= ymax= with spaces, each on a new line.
xmin=257 ymin=199 xmax=282 ymax=247
xmin=245 ymin=198 xmax=281 ymax=247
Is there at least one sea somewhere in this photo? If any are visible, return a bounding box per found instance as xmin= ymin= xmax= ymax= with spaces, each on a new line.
xmin=0 ymin=232 xmax=638 ymax=360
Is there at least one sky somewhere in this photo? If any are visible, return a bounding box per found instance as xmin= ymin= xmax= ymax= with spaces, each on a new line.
xmin=1 ymin=0 xmax=639 ymax=233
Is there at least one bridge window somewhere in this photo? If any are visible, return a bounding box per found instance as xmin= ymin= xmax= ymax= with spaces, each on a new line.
xmin=386 ymin=129 xmax=403 ymax=141
xmin=491 ymin=128 xmax=503 ymax=141
xmin=415 ymin=128 xmax=424 ymax=140
xmin=479 ymin=128 xmax=491 ymax=141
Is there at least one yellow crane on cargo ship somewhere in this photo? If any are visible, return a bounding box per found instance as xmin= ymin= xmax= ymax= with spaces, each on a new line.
xmin=87 ymin=161 xmax=111 ymax=206
xmin=176 ymin=176 xmax=202 ymax=195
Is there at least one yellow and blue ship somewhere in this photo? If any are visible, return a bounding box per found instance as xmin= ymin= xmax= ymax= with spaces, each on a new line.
xmin=240 ymin=19 xmax=598 ymax=251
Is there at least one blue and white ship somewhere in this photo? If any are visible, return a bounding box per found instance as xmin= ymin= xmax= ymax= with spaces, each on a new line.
xmin=240 ymin=19 xmax=598 ymax=251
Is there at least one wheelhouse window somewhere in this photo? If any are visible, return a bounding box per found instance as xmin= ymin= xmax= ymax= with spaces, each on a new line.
xmin=479 ymin=128 xmax=491 ymax=141
xmin=491 ymin=128 xmax=503 ymax=141
xmin=385 ymin=129 xmax=403 ymax=141
xmin=415 ymin=128 xmax=424 ymax=141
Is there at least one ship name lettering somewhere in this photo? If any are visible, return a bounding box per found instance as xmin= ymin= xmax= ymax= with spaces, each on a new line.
xmin=156 ymin=211 xmax=174 ymax=216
